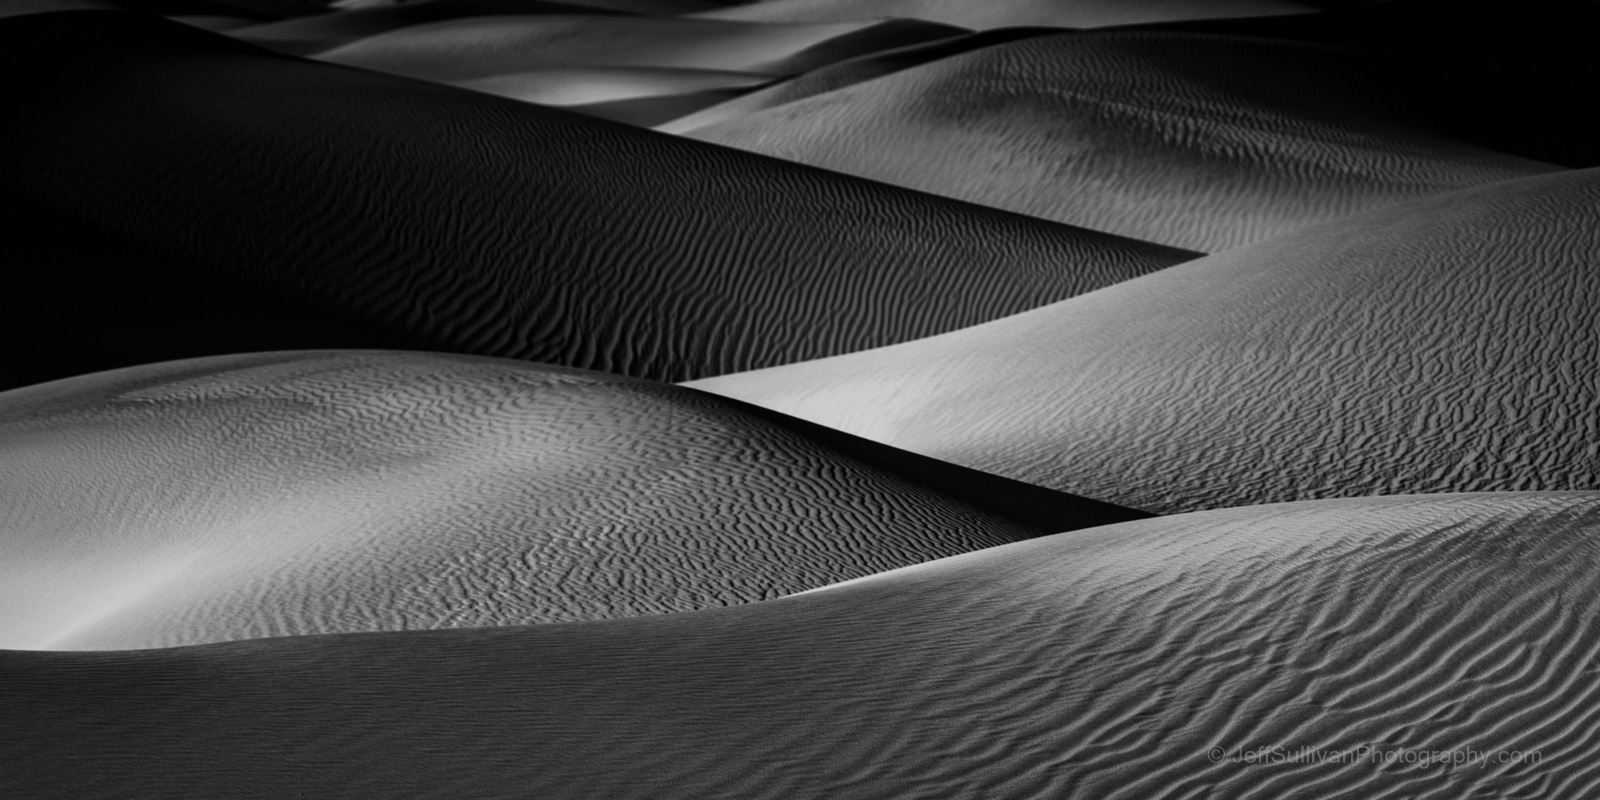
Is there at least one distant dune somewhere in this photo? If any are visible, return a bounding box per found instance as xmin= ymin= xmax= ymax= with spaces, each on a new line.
xmin=0 ymin=350 xmax=1139 ymax=650
xmin=697 ymin=0 xmax=1313 ymax=29
xmin=690 ymin=169 xmax=1600 ymax=513
xmin=223 ymin=0 xmax=642 ymax=56
xmin=0 ymin=11 xmax=1193 ymax=391
xmin=658 ymin=27 xmax=1055 ymax=134
xmin=448 ymin=65 xmax=768 ymax=107
xmin=682 ymin=30 xmax=1557 ymax=251
xmin=5 ymin=493 xmax=1597 ymax=797
xmin=313 ymin=14 xmax=967 ymax=80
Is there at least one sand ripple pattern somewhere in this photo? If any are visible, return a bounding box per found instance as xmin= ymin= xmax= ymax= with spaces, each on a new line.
xmin=4 ymin=494 xmax=1598 ymax=797
xmin=685 ymin=31 xmax=1556 ymax=251
xmin=692 ymin=169 xmax=1600 ymax=513
xmin=0 ymin=12 xmax=1191 ymax=387
xmin=0 ymin=350 xmax=1136 ymax=650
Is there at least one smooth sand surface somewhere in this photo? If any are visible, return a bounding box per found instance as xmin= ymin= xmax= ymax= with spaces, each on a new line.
xmin=0 ymin=350 xmax=1141 ymax=651
xmin=684 ymin=30 xmax=1558 ymax=251
xmin=449 ymin=66 xmax=769 ymax=106
xmin=5 ymin=493 xmax=1597 ymax=796
xmin=0 ymin=11 xmax=1194 ymax=390
xmin=697 ymin=0 xmax=1313 ymax=29
xmin=313 ymin=14 xmax=968 ymax=81
xmin=689 ymin=169 xmax=1600 ymax=514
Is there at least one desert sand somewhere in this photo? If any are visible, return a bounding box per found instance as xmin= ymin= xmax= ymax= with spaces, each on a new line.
xmin=0 ymin=351 xmax=1137 ymax=650
xmin=313 ymin=14 xmax=966 ymax=80
xmin=697 ymin=0 xmax=1313 ymax=29
xmin=681 ymin=30 xmax=1557 ymax=250
xmin=690 ymin=169 xmax=1600 ymax=513
xmin=0 ymin=10 xmax=1192 ymax=391
xmin=5 ymin=1 xmax=1599 ymax=796
xmin=4 ymin=494 xmax=1596 ymax=797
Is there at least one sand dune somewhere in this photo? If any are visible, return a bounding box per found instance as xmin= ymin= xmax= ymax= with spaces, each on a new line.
xmin=331 ymin=0 xmax=719 ymax=11
xmin=0 ymin=11 xmax=1193 ymax=390
xmin=658 ymin=27 xmax=1053 ymax=134
xmin=689 ymin=169 xmax=1600 ymax=514
xmin=0 ymin=350 xmax=1139 ymax=651
xmin=681 ymin=30 xmax=1557 ymax=251
xmin=224 ymin=0 xmax=640 ymax=55
xmin=0 ymin=0 xmax=120 ymax=17
xmin=313 ymin=14 xmax=968 ymax=81
xmin=697 ymin=0 xmax=1313 ymax=30
xmin=448 ymin=66 xmax=768 ymax=107
xmin=5 ymin=493 xmax=1596 ymax=796
xmin=1120 ymin=0 xmax=1600 ymax=168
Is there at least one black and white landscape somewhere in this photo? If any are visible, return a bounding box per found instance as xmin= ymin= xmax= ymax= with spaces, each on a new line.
xmin=2 ymin=0 xmax=1598 ymax=797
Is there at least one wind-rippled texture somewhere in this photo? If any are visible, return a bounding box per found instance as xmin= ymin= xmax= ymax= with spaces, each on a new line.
xmin=684 ymin=30 xmax=1557 ymax=251
xmin=6 ymin=494 xmax=1600 ymax=797
xmin=0 ymin=350 xmax=1140 ymax=650
xmin=0 ymin=11 xmax=1193 ymax=389
xmin=690 ymin=169 xmax=1600 ymax=513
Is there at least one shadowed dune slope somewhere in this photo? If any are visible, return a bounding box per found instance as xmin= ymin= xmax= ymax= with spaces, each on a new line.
xmin=0 ymin=11 xmax=1193 ymax=389
xmin=683 ymin=30 xmax=1556 ymax=251
xmin=689 ymin=169 xmax=1600 ymax=514
xmin=0 ymin=350 xmax=1140 ymax=651
xmin=658 ymin=27 xmax=1053 ymax=134
xmin=313 ymin=14 xmax=968 ymax=81
xmin=697 ymin=0 xmax=1312 ymax=29
xmin=5 ymin=494 xmax=1599 ymax=797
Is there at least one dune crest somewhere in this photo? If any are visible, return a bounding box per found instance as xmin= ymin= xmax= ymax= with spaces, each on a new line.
xmin=689 ymin=169 xmax=1600 ymax=513
xmin=682 ymin=30 xmax=1556 ymax=250
xmin=0 ymin=10 xmax=1193 ymax=389
xmin=0 ymin=350 xmax=1141 ymax=650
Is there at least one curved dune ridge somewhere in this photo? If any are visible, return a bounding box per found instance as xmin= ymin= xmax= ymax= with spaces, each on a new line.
xmin=222 ymin=0 xmax=644 ymax=56
xmin=0 ymin=10 xmax=1194 ymax=390
xmin=696 ymin=0 xmax=1314 ymax=29
xmin=0 ymin=350 xmax=1140 ymax=651
xmin=5 ymin=493 xmax=1600 ymax=797
xmin=690 ymin=168 xmax=1600 ymax=514
xmin=682 ymin=29 xmax=1557 ymax=251
xmin=657 ymin=27 xmax=1057 ymax=134
xmin=312 ymin=14 xmax=968 ymax=81
xmin=448 ymin=66 xmax=769 ymax=107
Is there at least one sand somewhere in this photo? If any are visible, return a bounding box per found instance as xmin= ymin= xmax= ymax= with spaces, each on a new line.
xmin=312 ymin=14 xmax=968 ymax=81
xmin=0 ymin=11 xmax=1193 ymax=390
xmin=0 ymin=350 xmax=1141 ymax=650
xmin=447 ymin=66 xmax=769 ymax=106
xmin=658 ymin=27 xmax=1051 ymax=134
xmin=5 ymin=493 xmax=1596 ymax=797
xmin=689 ymin=169 xmax=1600 ymax=513
xmin=697 ymin=0 xmax=1314 ymax=30
xmin=681 ymin=29 xmax=1558 ymax=251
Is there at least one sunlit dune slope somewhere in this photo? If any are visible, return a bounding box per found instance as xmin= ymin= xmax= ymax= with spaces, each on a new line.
xmin=683 ymin=29 xmax=1556 ymax=251
xmin=0 ymin=11 xmax=1194 ymax=390
xmin=0 ymin=350 xmax=1140 ymax=651
xmin=4 ymin=494 xmax=1596 ymax=797
xmin=312 ymin=14 xmax=968 ymax=80
xmin=690 ymin=169 xmax=1600 ymax=513
xmin=658 ymin=27 xmax=1054 ymax=134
